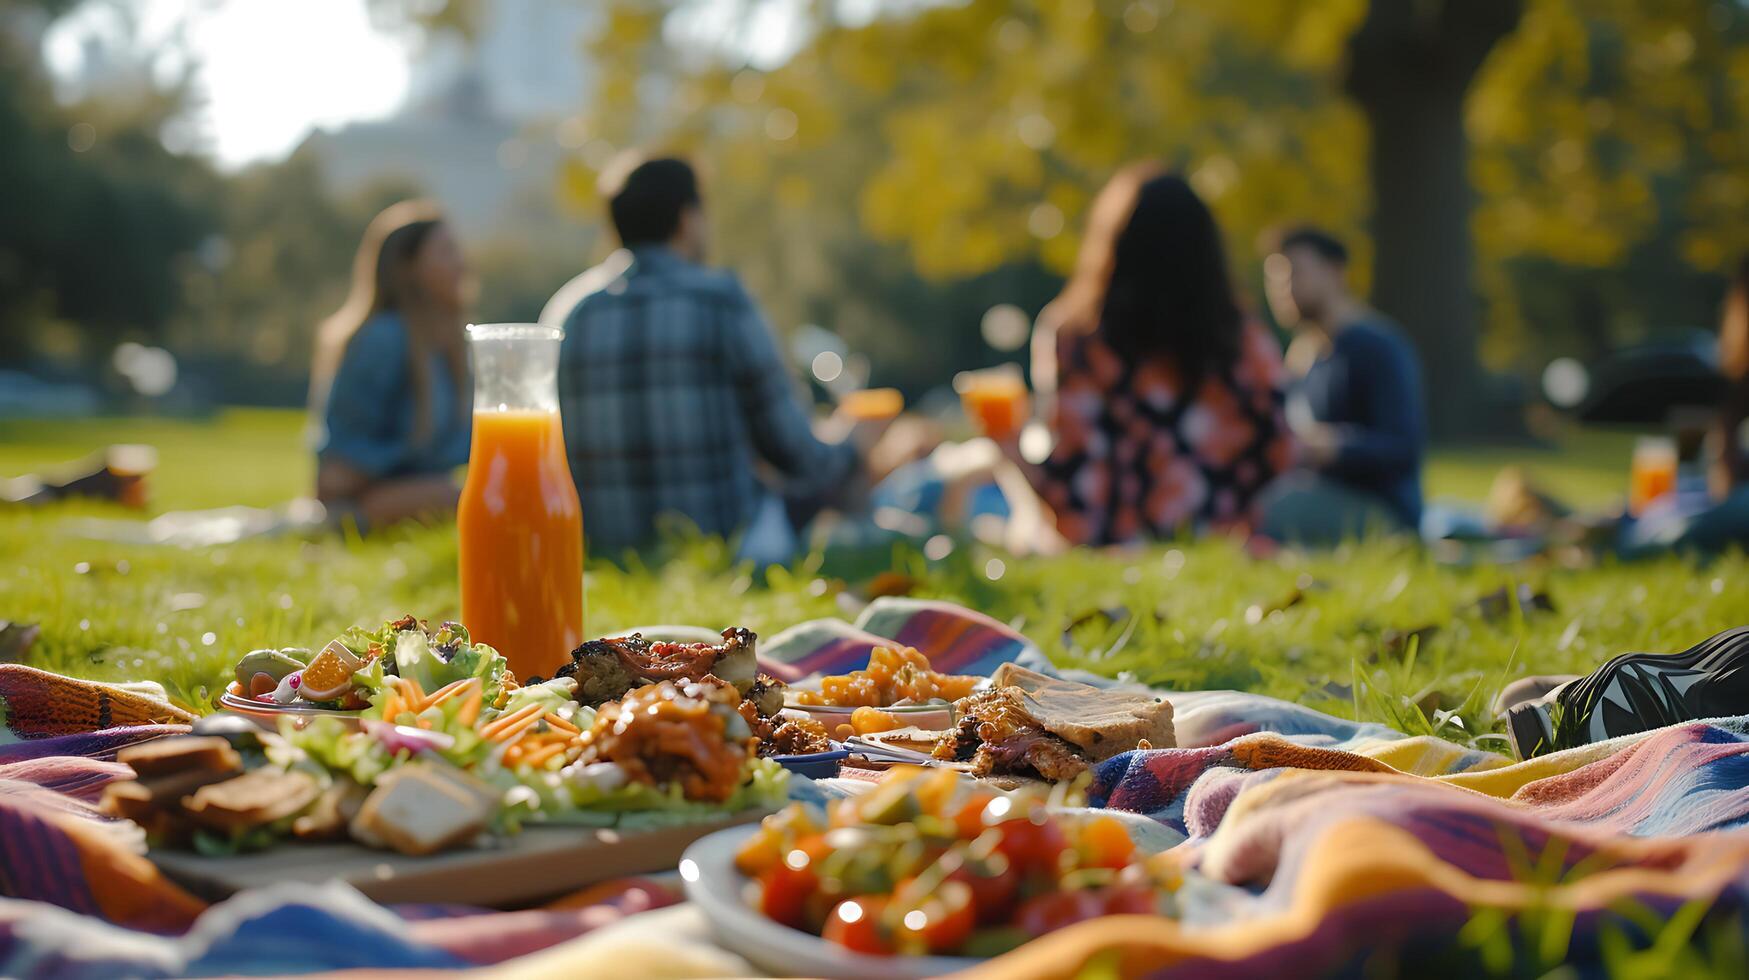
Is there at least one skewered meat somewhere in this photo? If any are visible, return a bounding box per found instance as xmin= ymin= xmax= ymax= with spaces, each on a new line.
xmin=556 ymin=627 xmax=759 ymax=707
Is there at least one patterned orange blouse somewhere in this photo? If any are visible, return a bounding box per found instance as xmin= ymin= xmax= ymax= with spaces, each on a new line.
xmin=1035 ymin=321 xmax=1292 ymax=545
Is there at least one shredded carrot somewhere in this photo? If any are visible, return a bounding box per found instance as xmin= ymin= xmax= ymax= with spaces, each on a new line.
xmin=478 ymin=702 xmax=543 ymax=739
xmin=488 ymin=712 xmax=545 ymax=744
xmin=521 ymin=742 xmax=569 ymax=769
xmin=379 ymin=691 xmax=402 ymax=720
xmin=401 ymin=676 xmax=427 ymax=706
xmin=542 ymin=713 xmax=580 ymax=735
xmin=455 ymin=686 xmax=483 ymax=727
xmin=418 ymin=678 xmax=474 ymax=712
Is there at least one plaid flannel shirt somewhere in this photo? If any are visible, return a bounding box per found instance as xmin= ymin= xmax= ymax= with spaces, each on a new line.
xmin=555 ymin=247 xmax=856 ymax=555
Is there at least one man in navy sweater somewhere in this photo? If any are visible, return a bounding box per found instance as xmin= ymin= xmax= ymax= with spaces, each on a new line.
xmin=1260 ymin=227 xmax=1427 ymax=542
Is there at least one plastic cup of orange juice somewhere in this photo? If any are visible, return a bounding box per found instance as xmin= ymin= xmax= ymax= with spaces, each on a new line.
xmin=954 ymin=365 xmax=1030 ymax=442
xmin=839 ymin=387 xmax=904 ymax=422
xmin=1629 ymin=435 xmax=1677 ymax=516
xmin=457 ymin=324 xmax=584 ymax=681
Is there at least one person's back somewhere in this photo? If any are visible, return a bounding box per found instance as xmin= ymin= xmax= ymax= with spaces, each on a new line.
xmin=1040 ymin=319 xmax=1290 ymax=545
xmin=553 ymin=157 xmax=856 ymax=557
xmin=1012 ymin=166 xmax=1291 ymax=546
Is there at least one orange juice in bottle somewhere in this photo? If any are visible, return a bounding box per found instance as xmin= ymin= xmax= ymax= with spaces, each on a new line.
xmin=457 ymin=324 xmax=584 ymax=680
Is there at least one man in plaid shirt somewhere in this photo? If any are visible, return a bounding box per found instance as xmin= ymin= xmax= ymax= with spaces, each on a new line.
xmin=551 ymin=157 xmax=861 ymax=558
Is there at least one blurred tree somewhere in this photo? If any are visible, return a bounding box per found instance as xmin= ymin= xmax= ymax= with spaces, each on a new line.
xmin=1470 ymin=0 xmax=1749 ymax=365
xmin=554 ymin=0 xmax=1749 ymax=435
xmin=165 ymin=150 xmax=418 ymax=405
xmin=0 ymin=2 xmax=219 ymax=366
xmin=1346 ymin=0 xmax=1522 ymax=435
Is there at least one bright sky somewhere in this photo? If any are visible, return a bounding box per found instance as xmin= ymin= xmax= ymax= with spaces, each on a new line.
xmin=44 ymin=0 xmax=415 ymax=169
xmin=41 ymin=0 xmax=829 ymax=171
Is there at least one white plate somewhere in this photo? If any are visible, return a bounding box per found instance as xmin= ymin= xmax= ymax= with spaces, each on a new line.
xmin=610 ymin=624 xmax=726 ymax=644
xmin=783 ymin=701 xmax=956 ymax=732
xmin=680 ymin=824 xmax=977 ymax=979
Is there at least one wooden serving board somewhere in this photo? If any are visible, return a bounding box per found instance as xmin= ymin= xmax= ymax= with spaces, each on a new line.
xmin=151 ymin=809 xmax=769 ymax=908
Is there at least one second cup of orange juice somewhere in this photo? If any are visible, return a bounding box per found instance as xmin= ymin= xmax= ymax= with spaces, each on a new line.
xmin=457 ymin=324 xmax=584 ymax=681
xmin=954 ymin=364 xmax=1031 ymax=442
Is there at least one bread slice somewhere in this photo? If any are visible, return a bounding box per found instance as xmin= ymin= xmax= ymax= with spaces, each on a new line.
xmin=990 ymin=664 xmax=1175 ymax=758
xmin=292 ymin=781 xmax=370 ymax=841
xmin=351 ymin=763 xmax=490 ymax=856
xmin=117 ymin=736 xmax=241 ymax=779
xmin=181 ymin=769 xmax=320 ymax=832
xmin=100 ymin=779 xmax=159 ymax=823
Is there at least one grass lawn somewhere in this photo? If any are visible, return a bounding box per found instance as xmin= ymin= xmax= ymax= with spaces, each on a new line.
xmin=2 ymin=409 xmax=1741 ymax=750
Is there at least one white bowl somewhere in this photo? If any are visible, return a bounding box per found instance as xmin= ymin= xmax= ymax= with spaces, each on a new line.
xmin=680 ymin=824 xmax=977 ymax=979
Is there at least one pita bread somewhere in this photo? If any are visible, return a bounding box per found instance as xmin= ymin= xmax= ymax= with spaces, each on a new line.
xmin=990 ymin=664 xmax=1174 ymax=758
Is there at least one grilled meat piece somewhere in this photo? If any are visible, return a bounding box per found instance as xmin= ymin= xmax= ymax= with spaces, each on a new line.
xmin=736 ymin=686 xmax=832 ymax=757
xmin=745 ymin=673 xmax=787 ymax=719
xmin=765 ymin=717 xmax=833 ymax=756
xmin=975 ymin=728 xmax=1089 ymax=781
xmin=557 ymin=628 xmax=760 ymax=707
xmin=575 ymin=678 xmax=753 ymax=802
xmin=556 ymin=638 xmax=642 ymax=706
xmin=932 ymin=687 xmax=1094 ymax=781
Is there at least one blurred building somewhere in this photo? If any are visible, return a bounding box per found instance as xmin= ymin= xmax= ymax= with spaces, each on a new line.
xmin=296 ymin=0 xmax=598 ymax=240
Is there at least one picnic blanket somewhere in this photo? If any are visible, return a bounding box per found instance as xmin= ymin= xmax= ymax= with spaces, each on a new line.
xmin=6 ymin=600 xmax=1749 ymax=978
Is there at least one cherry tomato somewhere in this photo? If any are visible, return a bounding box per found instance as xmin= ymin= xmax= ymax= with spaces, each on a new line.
xmin=994 ymin=816 xmax=1069 ymax=877
xmin=823 ymin=896 xmax=894 ymax=955
xmin=758 ymin=835 xmax=828 ymax=929
xmin=953 ymin=793 xmax=997 ymax=840
xmin=1080 ymin=815 xmax=1136 ymax=869
xmin=1100 ymin=885 xmax=1160 ymax=917
xmin=948 ymin=860 xmax=1022 ymax=926
xmin=1016 ymin=889 xmax=1106 ymax=937
xmin=895 ymin=880 xmax=975 ymax=955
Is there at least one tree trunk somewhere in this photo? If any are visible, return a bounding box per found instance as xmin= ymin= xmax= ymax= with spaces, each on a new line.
xmin=1345 ymin=0 xmax=1522 ymax=439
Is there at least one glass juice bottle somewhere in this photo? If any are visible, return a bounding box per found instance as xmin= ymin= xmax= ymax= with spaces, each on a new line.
xmin=457 ymin=324 xmax=584 ymax=680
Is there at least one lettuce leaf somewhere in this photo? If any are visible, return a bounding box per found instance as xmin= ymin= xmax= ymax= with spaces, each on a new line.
xmin=389 ymin=628 xmax=509 ymax=707
xmin=504 ymin=757 xmax=790 ymax=830
xmin=502 ymin=677 xmax=584 ymax=719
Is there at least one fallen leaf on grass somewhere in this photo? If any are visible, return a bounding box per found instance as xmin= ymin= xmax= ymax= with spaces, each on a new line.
xmin=1471 ymin=584 xmax=1554 ymax=620
xmin=0 ymin=621 xmax=40 ymax=663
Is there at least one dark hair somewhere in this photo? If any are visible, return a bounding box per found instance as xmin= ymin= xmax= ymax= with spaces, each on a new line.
xmin=1050 ymin=167 xmax=1242 ymax=383
xmin=606 ymin=157 xmax=701 ymax=247
xmin=1278 ymin=226 xmax=1349 ymax=266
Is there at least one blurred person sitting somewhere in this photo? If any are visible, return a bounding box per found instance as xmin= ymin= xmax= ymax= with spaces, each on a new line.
xmin=996 ymin=166 xmax=1293 ymax=546
xmin=1621 ymin=256 xmax=1749 ymax=555
xmin=1259 ymin=227 xmax=1426 ymax=542
xmin=2 ymin=445 xmax=155 ymax=509
xmin=309 ymin=201 xmax=473 ymax=530
xmin=549 ymin=155 xmax=868 ymax=562
xmin=1713 ymin=257 xmax=1749 ymax=499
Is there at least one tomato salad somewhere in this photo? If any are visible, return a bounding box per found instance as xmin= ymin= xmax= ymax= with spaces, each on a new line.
xmin=734 ymin=767 xmax=1179 ymax=958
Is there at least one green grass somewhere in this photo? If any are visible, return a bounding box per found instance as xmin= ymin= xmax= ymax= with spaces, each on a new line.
xmin=0 ymin=410 xmax=1742 ymax=744
xmin=1426 ymin=428 xmax=1638 ymax=511
xmin=0 ymin=409 xmax=311 ymax=511
xmin=0 ymin=409 xmax=1641 ymax=514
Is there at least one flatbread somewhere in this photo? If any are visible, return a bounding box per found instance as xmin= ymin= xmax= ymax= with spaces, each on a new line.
xmin=990 ymin=664 xmax=1174 ymax=758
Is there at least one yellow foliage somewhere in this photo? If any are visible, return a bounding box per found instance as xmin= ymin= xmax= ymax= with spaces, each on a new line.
xmin=565 ymin=0 xmax=1747 ymax=368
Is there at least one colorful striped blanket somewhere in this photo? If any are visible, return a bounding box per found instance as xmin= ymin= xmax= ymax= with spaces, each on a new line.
xmin=5 ymin=600 xmax=1749 ymax=977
